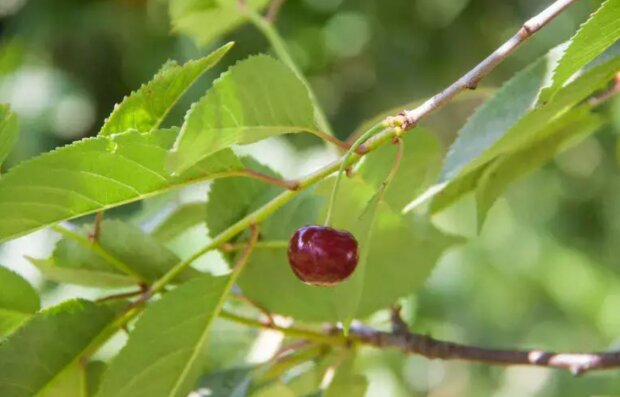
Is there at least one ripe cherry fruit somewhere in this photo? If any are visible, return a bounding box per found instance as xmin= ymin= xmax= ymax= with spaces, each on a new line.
xmin=287 ymin=225 xmax=359 ymax=286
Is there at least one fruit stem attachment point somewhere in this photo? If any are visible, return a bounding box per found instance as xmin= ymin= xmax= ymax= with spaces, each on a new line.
xmin=323 ymin=123 xmax=387 ymax=227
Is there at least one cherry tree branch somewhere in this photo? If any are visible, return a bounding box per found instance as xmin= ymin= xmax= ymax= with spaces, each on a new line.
xmin=384 ymin=0 xmax=580 ymax=132
xmin=220 ymin=308 xmax=620 ymax=375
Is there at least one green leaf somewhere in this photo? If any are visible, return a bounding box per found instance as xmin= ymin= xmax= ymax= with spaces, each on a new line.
xmin=0 ymin=266 xmax=39 ymax=314
xmin=359 ymin=128 xmax=442 ymax=211
xmin=167 ymin=55 xmax=318 ymax=174
xmin=0 ymin=128 xmax=243 ymax=243
xmin=324 ymin=353 xmax=366 ymax=397
xmin=29 ymin=257 xmax=135 ymax=289
xmin=0 ymin=104 xmax=18 ymax=169
xmin=38 ymin=362 xmax=83 ymax=397
xmin=99 ymin=44 xmax=233 ymax=137
xmin=95 ymin=274 xmax=232 ymax=397
xmin=238 ymin=177 xmax=457 ymax=322
xmin=427 ymin=47 xmax=620 ymax=213
xmin=206 ymin=158 xmax=279 ymax=237
xmin=539 ymin=0 xmax=620 ymax=103
xmin=0 ymin=299 xmax=117 ymax=397
xmin=0 ymin=266 xmax=39 ymax=337
xmin=170 ymin=0 xmax=269 ymax=47
xmin=196 ymin=367 xmax=253 ymax=397
xmin=152 ymin=202 xmax=207 ymax=242
xmin=440 ymin=51 xmax=550 ymax=183
xmin=475 ymin=108 xmax=604 ymax=228
xmin=253 ymin=382 xmax=296 ymax=397
xmin=30 ymin=220 xmax=200 ymax=287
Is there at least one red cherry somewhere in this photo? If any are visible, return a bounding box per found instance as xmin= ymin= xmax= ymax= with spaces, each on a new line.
xmin=287 ymin=225 xmax=359 ymax=286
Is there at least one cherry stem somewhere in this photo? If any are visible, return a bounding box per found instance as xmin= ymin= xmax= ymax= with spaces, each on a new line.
xmin=89 ymin=211 xmax=104 ymax=242
xmin=323 ymin=123 xmax=387 ymax=227
xmin=381 ymin=137 xmax=404 ymax=194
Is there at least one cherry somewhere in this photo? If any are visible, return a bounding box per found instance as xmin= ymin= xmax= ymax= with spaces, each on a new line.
xmin=287 ymin=225 xmax=359 ymax=286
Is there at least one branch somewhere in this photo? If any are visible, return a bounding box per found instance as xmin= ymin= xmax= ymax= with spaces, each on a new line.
xmin=386 ymin=0 xmax=579 ymax=131
xmin=221 ymin=309 xmax=620 ymax=375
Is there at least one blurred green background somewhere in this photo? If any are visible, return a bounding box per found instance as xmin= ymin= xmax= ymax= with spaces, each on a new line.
xmin=1 ymin=0 xmax=620 ymax=396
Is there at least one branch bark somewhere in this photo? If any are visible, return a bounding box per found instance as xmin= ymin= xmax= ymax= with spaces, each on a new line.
xmin=386 ymin=0 xmax=580 ymax=131
xmin=221 ymin=309 xmax=620 ymax=375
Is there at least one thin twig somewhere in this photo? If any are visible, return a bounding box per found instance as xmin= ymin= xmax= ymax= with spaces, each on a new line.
xmin=231 ymin=292 xmax=276 ymax=325
xmin=239 ymin=169 xmax=300 ymax=190
xmin=89 ymin=211 xmax=104 ymax=242
xmin=233 ymin=224 xmax=260 ymax=273
xmin=388 ymin=0 xmax=579 ymax=130
xmin=96 ymin=288 xmax=144 ymax=303
xmin=265 ymin=0 xmax=286 ymax=23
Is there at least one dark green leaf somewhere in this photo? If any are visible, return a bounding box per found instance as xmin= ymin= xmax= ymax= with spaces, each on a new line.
xmin=96 ymin=274 xmax=232 ymax=397
xmin=0 ymin=299 xmax=116 ymax=397
xmin=476 ymin=108 xmax=604 ymax=227
xmin=425 ymin=47 xmax=620 ymax=213
xmin=206 ymin=158 xmax=279 ymax=237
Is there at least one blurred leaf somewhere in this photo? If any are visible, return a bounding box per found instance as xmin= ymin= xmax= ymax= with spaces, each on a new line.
xmin=0 ymin=300 xmax=116 ymax=397
xmin=339 ymin=185 xmax=384 ymax=329
xmin=427 ymin=47 xmax=620 ymax=213
xmin=28 ymin=257 xmax=135 ymax=289
xmin=359 ymin=128 xmax=442 ymax=211
xmin=0 ymin=128 xmax=242 ymax=243
xmin=252 ymin=382 xmax=296 ymax=397
xmin=195 ymin=367 xmax=254 ymax=397
xmin=86 ymin=361 xmax=107 ymax=397
xmin=324 ymin=353 xmax=366 ymax=397
xmin=0 ymin=266 xmax=39 ymax=337
xmin=238 ymin=177 xmax=458 ymax=322
xmin=0 ymin=104 xmax=18 ymax=170
xmin=439 ymin=50 xmax=551 ymax=183
xmin=99 ymin=43 xmax=233 ymax=136
xmin=167 ymin=55 xmax=318 ymax=174
xmin=170 ymin=0 xmax=269 ymax=47
xmin=475 ymin=108 xmax=604 ymax=228
xmin=206 ymin=158 xmax=279 ymax=237
xmin=96 ymin=274 xmax=232 ymax=397
xmin=38 ymin=220 xmax=199 ymax=287
xmin=539 ymin=0 xmax=620 ymax=103
xmin=30 ymin=220 xmax=200 ymax=287
xmin=152 ymin=202 xmax=207 ymax=242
